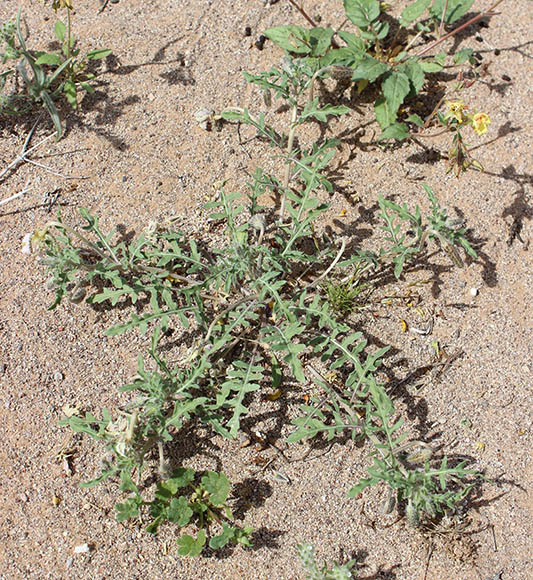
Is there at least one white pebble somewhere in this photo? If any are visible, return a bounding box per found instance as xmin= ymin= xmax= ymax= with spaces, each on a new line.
xmin=469 ymin=287 xmax=479 ymax=296
xmin=74 ymin=543 xmax=91 ymax=554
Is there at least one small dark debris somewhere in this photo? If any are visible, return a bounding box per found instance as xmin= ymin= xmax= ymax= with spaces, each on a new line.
xmin=479 ymin=21 xmax=489 ymax=28
xmin=255 ymin=35 xmax=266 ymax=50
xmin=502 ymin=74 xmax=511 ymax=82
xmin=494 ymin=48 xmax=501 ymax=56
xmin=244 ymin=26 xmax=252 ymax=37
xmin=507 ymin=219 xmax=524 ymax=246
xmin=475 ymin=34 xmax=484 ymax=42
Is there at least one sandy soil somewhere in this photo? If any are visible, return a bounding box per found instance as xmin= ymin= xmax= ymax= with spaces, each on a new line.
xmin=0 ymin=1 xmax=532 ymax=579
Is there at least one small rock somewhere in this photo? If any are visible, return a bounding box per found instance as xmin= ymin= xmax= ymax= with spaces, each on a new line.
xmin=54 ymin=371 xmax=64 ymax=382
xmin=66 ymin=557 xmax=73 ymax=568
xmin=74 ymin=543 xmax=91 ymax=554
xmin=469 ymin=287 xmax=479 ymax=296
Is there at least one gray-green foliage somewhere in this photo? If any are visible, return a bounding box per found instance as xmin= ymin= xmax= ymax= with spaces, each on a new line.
xmin=298 ymin=543 xmax=356 ymax=580
xmin=263 ymin=0 xmax=478 ymax=139
xmin=34 ymin=39 xmax=481 ymax=555
xmin=0 ymin=9 xmax=110 ymax=138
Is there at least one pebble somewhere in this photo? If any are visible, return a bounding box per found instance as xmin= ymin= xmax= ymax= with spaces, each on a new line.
xmin=469 ymin=287 xmax=479 ymax=296
xmin=54 ymin=370 xmax=64 ymax=382
xmin=66 ymin=557 xmax=73 ymax=569
xmin=74 ymin=543 xmax=91 ymax=554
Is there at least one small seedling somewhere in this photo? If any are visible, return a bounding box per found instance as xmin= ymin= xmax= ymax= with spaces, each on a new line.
xmin=0 ymin=3 xmax=111 ymax=138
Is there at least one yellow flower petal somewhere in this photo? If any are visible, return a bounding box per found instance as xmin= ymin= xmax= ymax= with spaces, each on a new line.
xmin=471 ymin=112 xmax=490 ymax=135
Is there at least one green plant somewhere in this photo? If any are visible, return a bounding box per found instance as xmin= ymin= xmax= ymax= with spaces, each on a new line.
xmin=29 ymin=8 xmax=482 ymax=554
xmin=298 ymin=542 xmax=356 ymax=580
xmin=0 ymin=4 xmax=110 ymax=137
xmin=261 ymin=0 xmax=502 ymax=140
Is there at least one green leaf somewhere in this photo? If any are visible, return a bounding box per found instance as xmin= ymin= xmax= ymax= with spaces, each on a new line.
xmin=406 ymin=113 xmax=424 ymax=127
xmin=378 ymin=122 xmax=410 ymax=141
xmin=399 ymin=0 xmax=432 ymax=26
xmin=87 ymin=48 xmax=112 ymax=60
xmin=115 ymin=498 xmax=140 ymax=522
xmin=167 ymin=496 xmax=193 ymax=526
xmin=120 ymin=470 xmax=139 ymax=493
xmin=177 ymin=530 xmax=206 ymax=557
xmin=351 ymin=56 xmax=389 ymax=82
xmin=209 ymin=523 xmax=235 ymax=550
xmin=453 ymin=48 xmax=474 ymax=65
xmin=401 ymin=61 xmax=425 ymax=94
xmin=54 ymin=20 xmax=65 ymax=43
xmin=156 ymin=468 xmax=195 ymax=497
xmin=201 ymin=471 xmax=230 ymax=506
xmin=344 ymin=0 xmax=380 ymax=28
xmin=263 ymin=25 xmax=311 ymax=54
xmin=271 ymin=354 xmax=282 ymax=390
xmin=419 ymin=59 xmax=444 ymax=73
xmin=41 ymin=90 xmax=63 ymax=139
xmin=308 ymin=27 xmax=334 ymax=57
xmin=35 ymin=53 xmax=62 ymax=66
xmin=347 ymin=476 xmax=379 ymax=497
xmin=337 ymin=30 xmax=366 ymax=53
xmin=429 ymin=0 xmax=474 ymax=25
xmin=374 ymin=95 xmax=396 ymax=128
xmin=381 ymin=71 xmax=410 ymax=118
xmin=63 ymin=79 xmax=78 ymax=108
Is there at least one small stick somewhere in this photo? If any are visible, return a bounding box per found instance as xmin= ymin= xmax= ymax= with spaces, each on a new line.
xmin=0 ymin=180 xmax=32 ymax=207
xmin=423 ymin=542 xmax=434 ymax=580
xmin=490 ymin=523 xmax=498 ymax=551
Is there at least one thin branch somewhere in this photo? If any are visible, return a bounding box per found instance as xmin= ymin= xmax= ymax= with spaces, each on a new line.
xmin=413 ymin=0 xmax=506 ymax=59
xmin=0 ymin=180 xmax=32 ymax=207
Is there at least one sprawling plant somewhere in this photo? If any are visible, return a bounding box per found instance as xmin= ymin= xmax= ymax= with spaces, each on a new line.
xmin=29 ymin=2 xmax=483 ymax=555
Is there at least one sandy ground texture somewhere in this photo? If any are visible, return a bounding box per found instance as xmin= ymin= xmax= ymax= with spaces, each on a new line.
xmin=0 ymin=1 xmax=532 ymax=579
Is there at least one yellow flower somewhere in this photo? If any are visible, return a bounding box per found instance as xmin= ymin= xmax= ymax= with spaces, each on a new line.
xmin=445 ymin=100 xmax=465 ymax=123
xmin=471 ymin=112 xmax=490 ymax=135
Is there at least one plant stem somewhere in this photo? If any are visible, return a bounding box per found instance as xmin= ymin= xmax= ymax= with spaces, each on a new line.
xmin=413 ymin=0 xmax=506 ymax=59
xmin=280 ymin=104 xmax=298 ymax=220
xmin=438 ymin=0 xmax=449 ymax=38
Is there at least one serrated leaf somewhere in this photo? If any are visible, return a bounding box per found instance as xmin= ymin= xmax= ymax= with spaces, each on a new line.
xmin=337 ymin=30 xmax=366 ymax=53
xmin=378 ymin=122 xmax=410 ymax=141
xmin=401 ymin=61 xmax=425 ymax=94
xmin=453 ymin=48 xmax=474 ymax=65
xmin=344 ymin=0 xmax=380 ymax=28
xmin=351 ymin=56 xmax=389 ymax=82
xmin=115 ymin=498 xmax=140 ymax=522
xmin=167 ymin=496 xmax=193 ymax=526
xmin=399 ymin=0 xmax=432 ymax=26
xmin=382 ymin=71 xmax=410 ymax=117
xmin=263 ymin=25 xmax=311 ymax=54
xmin=177 ymin=530 xmax=206 ymax=557
xmin=201 ymin=471 xmax=230 ymax=506
xmin=374 ymin=96 xmax=396 ymax=128
xmin=347 ymin=477 xmax=378 ymax=497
